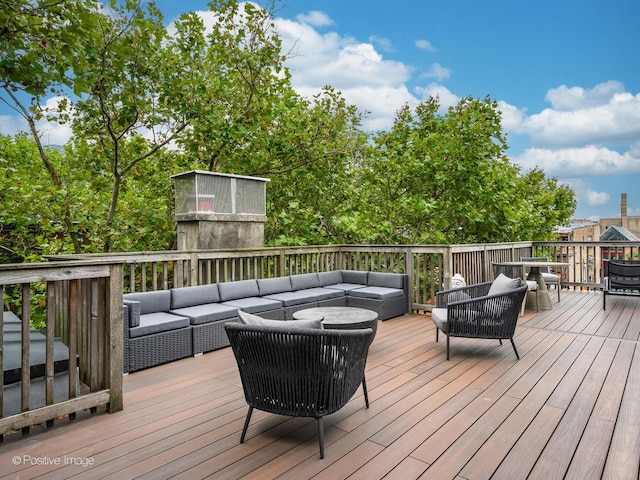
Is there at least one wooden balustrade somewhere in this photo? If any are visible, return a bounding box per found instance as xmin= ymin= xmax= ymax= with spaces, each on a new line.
xmin=1 ymin=261 xmax=123 ymax=438
xmin=4 ymin=240 xmax=639 ymax=438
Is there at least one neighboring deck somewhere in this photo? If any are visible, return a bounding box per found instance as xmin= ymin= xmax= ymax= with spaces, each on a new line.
xmin=1 ymin=290 xmax=639 ymax=480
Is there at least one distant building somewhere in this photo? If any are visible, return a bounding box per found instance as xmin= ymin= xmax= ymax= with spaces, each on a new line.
xmin=564 ymin=193 xmax=640 ymax=241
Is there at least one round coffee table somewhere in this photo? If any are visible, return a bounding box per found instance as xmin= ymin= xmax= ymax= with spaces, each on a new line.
xmin=292 ymin=306 xmax=378 ymax=336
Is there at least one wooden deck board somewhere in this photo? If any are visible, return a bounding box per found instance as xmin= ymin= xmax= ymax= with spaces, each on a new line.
xmin=1 ymin=290 xmax=639 ymax=480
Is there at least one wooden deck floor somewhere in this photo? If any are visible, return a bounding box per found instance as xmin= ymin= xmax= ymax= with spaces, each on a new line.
xmin=1 ymin=290 xmax=639 ymax=479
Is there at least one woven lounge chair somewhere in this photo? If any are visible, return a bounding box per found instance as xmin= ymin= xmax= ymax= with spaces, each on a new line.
xmin=603 ymin=259 xmax=640 ymax=309
xmin=224 ymin=322 xmax=374 ymax=459
xmin=432 ymin=276 xmax=528 ymax=360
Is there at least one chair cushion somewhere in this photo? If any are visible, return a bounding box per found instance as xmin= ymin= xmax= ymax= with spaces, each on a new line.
xmin=123 ymin=290 xmax=171 ymax=314
xmin=257 ymin=276 xmax=292 ymax=296
xmin=290 ymin=273 xmax=321 ymax=290
xmin=318 ymin=271 xmax=343 ymax=286
xmin=218 ymin=280 xmax=259 ymax=302
xmin=525 ymin=280 xmax=538 ymax=291
xmin=367 ymin=272 xmax=404 ymax=289
xmin=542 ymin=273 xmax=559 ymax=283
xmin=489 ymin=274 xmax=521 ymax=296
xmin=129 ymin=312 xmax=190 ymax=338
xmin=170 ymin=284 xmax=220 ymax=309
xmin=348 ymin=286 xmax=404 ymax=300
xmin=170 ymin=303 xmax=238 ymax=325
xmin=237 ymin=310 xmax=322 ymax=329
xmin=431 ymin=308 xmax=449 ymax=332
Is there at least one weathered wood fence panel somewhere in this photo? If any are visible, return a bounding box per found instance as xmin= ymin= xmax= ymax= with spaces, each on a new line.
xmin=1 ymin=262 xmax=122 ymax=438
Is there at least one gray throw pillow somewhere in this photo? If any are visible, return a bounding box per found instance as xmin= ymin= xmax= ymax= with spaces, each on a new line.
xmin=488 ymin=273 xmax=521 ymax=296
xmin=237 ymin=310 xmax=323 ymax=329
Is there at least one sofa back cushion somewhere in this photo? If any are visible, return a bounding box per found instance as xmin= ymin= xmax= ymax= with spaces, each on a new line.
xmin=170 ymin=284 xmax=220 ymax=309
xmin=368 ymin=272 xmax=404 ymax=289
xmin=341 ymin=270 xmax=368 ymax=285
xmin=257 ymin=277 xmax=292 ymax=296
xmin=318 ymin=271 xmax=343 ymax=286
xmin=123 ymin=290 xmax=171 ymax=315
xmin=290 ymin=273 xmax=320 ymax=291
xmin=218 ymin=280 xmax=260 ymax=302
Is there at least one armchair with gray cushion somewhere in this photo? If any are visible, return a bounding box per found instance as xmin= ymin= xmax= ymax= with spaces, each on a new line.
xmin=431 ymin=274 xmax=528 ymax=360
xmin=224 ymin=315 xmax=374 ymax=459
xmin=521 ymin=256 xmax=562 ymax=301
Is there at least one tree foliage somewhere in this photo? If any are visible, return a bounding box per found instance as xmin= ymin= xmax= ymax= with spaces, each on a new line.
xmin=0 ymin=0 xmax=576 ymax=263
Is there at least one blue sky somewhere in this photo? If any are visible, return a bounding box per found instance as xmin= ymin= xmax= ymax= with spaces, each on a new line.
xmin=2 ymin=0 xmax=639 ymax=220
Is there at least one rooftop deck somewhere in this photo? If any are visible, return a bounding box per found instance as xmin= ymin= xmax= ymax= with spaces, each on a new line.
xmin=1 ymin=290 xmax=639 ymax=479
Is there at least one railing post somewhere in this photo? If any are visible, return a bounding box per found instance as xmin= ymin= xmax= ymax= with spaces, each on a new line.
xmin=404 ymin=247 xmax=414 ymax=313
xmin=190 ymin=252 xmax=199 ymax=286
xmin=442 ymin=245 xmax=453 ymax=290
xmin=107 ymin=264 xmax=123 ymax=413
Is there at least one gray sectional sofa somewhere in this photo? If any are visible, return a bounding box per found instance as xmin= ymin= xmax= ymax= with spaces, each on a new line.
xmin=122 ymin=270 xmax=409 ymax=373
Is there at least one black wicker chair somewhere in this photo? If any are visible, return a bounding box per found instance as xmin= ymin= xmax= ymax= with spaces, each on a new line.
xmin=603 ymin=259 xmax=640 ymax=309
xmin=224 ymin=322 xmax=375 ymax=459
xmin=432 ymin=280 xmax=528 ymax=360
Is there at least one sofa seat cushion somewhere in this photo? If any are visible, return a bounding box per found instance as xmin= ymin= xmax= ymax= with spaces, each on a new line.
xmin=348 ymin=286 xmax=404 ymax=300
xmin=263 ymin=290 xmax=319 ymax=307
xmin=129 ymin=312 xmax=190 ymax=338
xmin=264 ymin=287 xmax=343 ymax=306
xmin=323 ymin=283 xmax=366 ymax=292
xmin=300 ymin=287 xmax=344 ymax=301
xmin=170 ymin=303 xmax=238 ymax=325
xmin=221 ymin=297 xmax=282 ymax=314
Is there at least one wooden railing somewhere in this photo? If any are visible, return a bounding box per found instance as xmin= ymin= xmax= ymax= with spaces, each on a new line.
xmin=3 ymin=240 xmax=640 ymax=436
xmin=1 ymin=261 xmax=123 ymax=438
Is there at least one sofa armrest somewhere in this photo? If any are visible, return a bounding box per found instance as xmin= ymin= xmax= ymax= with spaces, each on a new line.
xmin=123 ymin=299 xmax=141 ymax=328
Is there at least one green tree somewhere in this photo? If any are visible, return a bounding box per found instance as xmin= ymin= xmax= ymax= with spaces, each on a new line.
xmin=348 ymin=96 xmax=575 ymax=244
xmin=1 ymin=0 xmax=101 ymax=253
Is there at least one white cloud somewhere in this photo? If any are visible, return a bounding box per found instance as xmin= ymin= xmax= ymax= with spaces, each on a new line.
xmin=415 ymin=39 xmax=437 ymax=52
xmin=521 ymin=84 xmax=640 ymax=148
xmin=369 ymin=35 xmax=393 ymax=52
xmin=296 ymin=10 xmax=334 ymax=27
xmin=0 ymin=97 xmax=72 ymax=145
xmin=414 ymin=84 xmax=459 ymax=112
xmin=274 ymin=15 xmax=415 ymax=130
xmin=420 ymin=63 xmax=452 ymax=82
xmin=585 ymin=190 xmax=610 ymax=206
xmin=511 ymin=145 xmax=640 ymax=177
xmin=497 ymin=101 xmax=527 ymax=133
xmin=545 ymin=80 xmax=625 ymax=111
